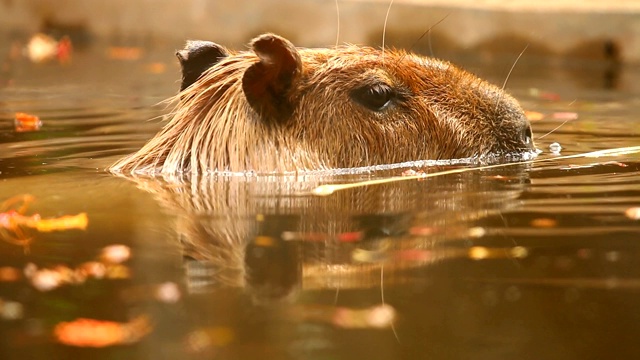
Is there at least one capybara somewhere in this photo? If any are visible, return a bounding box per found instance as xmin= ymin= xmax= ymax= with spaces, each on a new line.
xmin=110 ymin=33 xmax=534 ymax=174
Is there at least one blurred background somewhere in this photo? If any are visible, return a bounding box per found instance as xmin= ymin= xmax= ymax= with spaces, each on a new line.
xmin=1 ymin=0 xmax=639 ymax=62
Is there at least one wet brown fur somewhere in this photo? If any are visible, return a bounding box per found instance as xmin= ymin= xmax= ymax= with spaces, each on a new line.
xmin=110 ymin=34 xmax=533 ymax=174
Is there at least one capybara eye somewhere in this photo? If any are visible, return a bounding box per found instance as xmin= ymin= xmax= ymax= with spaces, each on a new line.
xmin=350 ymin=83 xmax=396 ymax=111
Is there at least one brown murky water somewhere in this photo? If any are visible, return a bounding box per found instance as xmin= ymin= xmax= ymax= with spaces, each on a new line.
xmin=1 ymin=42 xmax=640 ymax=359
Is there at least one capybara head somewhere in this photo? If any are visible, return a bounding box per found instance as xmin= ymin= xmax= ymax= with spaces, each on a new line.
xmin=110 ymin=33 xmax=535 ymax=174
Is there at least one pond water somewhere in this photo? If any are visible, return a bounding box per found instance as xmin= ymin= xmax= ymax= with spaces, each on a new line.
xmin=1 ymin=41 xmax=640 ymax=359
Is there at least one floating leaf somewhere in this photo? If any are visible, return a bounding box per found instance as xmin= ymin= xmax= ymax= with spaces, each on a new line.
xmin=14 ymin=112 xmax=42 ymax=132
xmin=54 ymin=316 xmax=152 ymax=347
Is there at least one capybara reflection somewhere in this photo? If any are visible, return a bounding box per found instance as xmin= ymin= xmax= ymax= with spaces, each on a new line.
xmin=110 ymin=33 xmax=534 ymax=174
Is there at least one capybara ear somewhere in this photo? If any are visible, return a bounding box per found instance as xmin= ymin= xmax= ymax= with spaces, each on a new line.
xmin=242 ymin=34 xmax=302 ymax=122
xmin=176 ymin=40 xmax=229 ymax=91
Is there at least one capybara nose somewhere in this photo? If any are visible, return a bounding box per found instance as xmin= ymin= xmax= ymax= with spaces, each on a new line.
xmin=522 ymin=123 xmax=534 ymax=150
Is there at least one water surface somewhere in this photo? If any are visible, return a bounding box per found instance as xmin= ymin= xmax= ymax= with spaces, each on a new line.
xmin=1 ymin=43 xmax=640 ymax=359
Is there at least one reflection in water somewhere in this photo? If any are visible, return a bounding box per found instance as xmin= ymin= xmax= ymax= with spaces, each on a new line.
xmin=245 ymin=214 xmax=301 ymax=300
xmin=111 ymin=152 xmax=640 ymax=359
xmin=123 ymin=165 xmax=530 ymax=296
xmin=104 ymin=165 xmax=538 ymax=358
